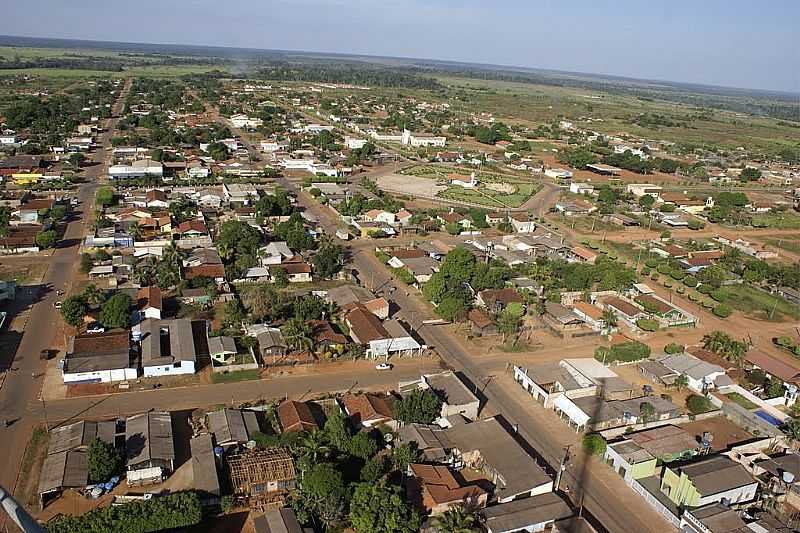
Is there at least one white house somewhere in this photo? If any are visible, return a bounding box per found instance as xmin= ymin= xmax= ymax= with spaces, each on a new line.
xmin=223 ymin=182 xmax=258 ymax=205
xmin=363 ymin=209 xmax=396 ymax=225
xmin=655 ymin=353 xmax=730 ymax=393
xmin=260 ymin=140 xmax=288 ymax=153
xmin=345 ymin=137 xmax=368 ymax=150
xmin=401 ymin=129 xmax=446 ymax=147
xmin=230 ymin=114 xmax=263 ymax=129
xmin=109 ymin=159 xmax=163 ymax=180
xmin=62 ymin=331 xmax=138 ymax=384
xmin=137 ymin=318 xmax=198 ymax=377
xmin=137 ymin=286 xmax=163 ymax=321
xmin=544 ymin=168 xmax=572 ymax=179
xmin=449 ymin=172 xmax=477 ymax=189
xmin=569 ymin=182 xmax=595 ymax=195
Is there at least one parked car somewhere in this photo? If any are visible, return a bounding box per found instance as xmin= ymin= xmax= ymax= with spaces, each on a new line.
xmin=375 ymin=362 xmax=393 ymax=371
xmin=53 ymin=301 xmax=63 ymax=309
xmin=86 ymin=322 xmax=105 ymax=334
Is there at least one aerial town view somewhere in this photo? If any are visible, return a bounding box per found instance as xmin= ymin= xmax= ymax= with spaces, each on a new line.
xmin=0 ymin=2 xmax=798 ymax=532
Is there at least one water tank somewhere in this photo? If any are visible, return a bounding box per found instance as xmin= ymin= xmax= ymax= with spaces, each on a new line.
xmin=783 ymin=471 xmax=795 ymax=484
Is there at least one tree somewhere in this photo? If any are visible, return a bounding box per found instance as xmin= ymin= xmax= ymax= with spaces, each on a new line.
xmin=638 ymin=194 xmax=656 ymax=210
xmin=294 ymin=431 xmax=331 ymax=465
xmin=272 ymin=266 xmax=289 ymax=288
xmin=80 ymin=252 xmax=94 ymax=273
xmin=674 ymin=374 xmax=689 ymax=391
xmin=712 ymin=303 xmax=733 ymax=318
xmin=432 ymin=505 xmax=479 ymax=533
xmin=497 ymin=308 xmax=521 ymax=343
xmin=601 ymin=308 xmax=618 ymax=328
xmin=50 ymin=204 xmax=67 ymax=221
xmin=99 ymin=293 xmax=132 ymax=329
xmin=349 ymin=481 xmax=421 ymax=533
xmin=582 ymin=434 xmax=606 ymax=456
xmin=95 ymin=186 xmax=115 ymax=207
xmin=435 ymin=295 xmax=469 ymax=322
xmin=83 ymin=283 xmax=106 ymax=309
xmin=87 ymin=438 xmax=122 ymax=483
xmin=323 ymin=411 xmax=351 ymax=452
xmin=313 ymin=242 xmax=344 ymax=279
xmin=702 ymin=331 xmax=748 ymax=366
xmin=35 ymin=230 xmax=57 ymax=249
xmin=295 ymin=463 xmax=347 ymax=528
xmin=282 ymin=317 xmax=314 ymax=352
xmin=361 ymin=456 xmax=387 ymax=482
xmin=766 ymin=378 xmax=785 ymax=399
xmin=395 ymin=389 xmax=443 ymax=424
xmin=664 ymin=342 xmax=684 ymax=354
xmin=781 ymin=418 xmax=800 ymax=443
xmin=686 ymin=394 xmax=714 ymax=415
xmin=391 ymin=442 xmax=420 ymax=471
xmin=349 ymin=430 xmax=378 ymax=460
xmin=740 ymin=167 xmax=762 ymax=182
xmin=69 ymin=152 xmax=85 ymax=168
xmin=639 ymin=402 xmax=656 ymax=423
xmin=60 ymin=295 xmax=87 ymax=327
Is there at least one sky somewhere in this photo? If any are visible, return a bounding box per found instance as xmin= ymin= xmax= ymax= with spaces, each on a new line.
xmin=3 ymin=0 xmax=799 ymax=93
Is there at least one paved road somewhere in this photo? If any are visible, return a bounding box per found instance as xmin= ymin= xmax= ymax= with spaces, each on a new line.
xmin=0 ymin=79 xmax=131 ymax=502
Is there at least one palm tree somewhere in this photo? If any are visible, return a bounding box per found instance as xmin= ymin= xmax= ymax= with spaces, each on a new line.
xmin=432 ymin=505 xmax=478 ymax=533
xmin=281 ymin=317 xmax=314 ymax=352
xmin=674 ymin=374 xmax=689 ymax=391
xmin=82 ymin=283 xmax=106 ymax=309
xmin=702 ymin=331 xmax=730 ymax=355
xmin=128 ymin=222 xmax=143 ymax=240
xmin=601 ymin=308 xmax=618 ymax=328
xmin=293 ymin=430 xmax=330 ymax=464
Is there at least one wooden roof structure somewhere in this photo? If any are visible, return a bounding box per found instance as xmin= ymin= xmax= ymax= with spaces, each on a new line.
xmin=226 ymin=448 xmax=296 ymax=504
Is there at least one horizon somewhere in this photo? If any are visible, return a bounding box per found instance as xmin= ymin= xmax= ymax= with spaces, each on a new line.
xmin=2 ymin=0 xmax=798 ymax=94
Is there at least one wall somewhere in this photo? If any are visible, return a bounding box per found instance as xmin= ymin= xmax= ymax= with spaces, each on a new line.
xmin=143 ymin=361 xmax=195 ymax=378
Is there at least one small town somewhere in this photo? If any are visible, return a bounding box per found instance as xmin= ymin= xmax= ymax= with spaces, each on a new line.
xmin=0 ymin=5 xmax=799 ymax=533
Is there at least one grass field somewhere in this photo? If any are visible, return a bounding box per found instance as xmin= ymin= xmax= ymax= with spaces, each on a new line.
xmin=400 ymin=164 xmax=542 ymax=208
xmin=716 ymin=284 xmax=800 ymax=321
xmin=435 ymin=75 xmax=800 ymax=157
xmin=724 ymin=392 xmax=758 ymax=410
xmin=750 ymin=212 xmax=800 ymax=230
xmin=0 ymin=64 xmax=227 ymax=78
xmin=211 ymin=369 xmax=260 ymax=384
xmin=764 ymin=236 xmax=800 ymax=254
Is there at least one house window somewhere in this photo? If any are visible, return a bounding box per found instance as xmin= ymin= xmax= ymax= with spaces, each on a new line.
xmin=174 ymin=361 xmax=181 ymax=368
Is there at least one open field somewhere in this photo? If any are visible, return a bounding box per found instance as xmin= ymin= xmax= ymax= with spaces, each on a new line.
xmin=750 ymin=212 xmax=800 ymax=230
xmin=436 ymin=76 xmax=800 ymax=157
xmin=0 ymin=64 xmax=226 ymax=78
xmin=400 ymin=164 xmax=543 ymax=208
xmin=716 ymin=284 xmax=800 ymax=321
xmin=764 ymin=235 xmax=800 ymax=255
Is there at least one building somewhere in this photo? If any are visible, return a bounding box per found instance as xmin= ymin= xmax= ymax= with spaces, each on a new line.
xmin=400 ymin=371 xmax=480 ymax=421
xmin=248 ymin=324 xmax=288 ymax=359
xmin=109 ymin=159 xmax=163 ymax=180
xmin=253 ymin=508 xmax=303 ymax=533
xmin=223 ymin=182 xmax=259 ymax=205
xmin=509 ymin=213 xmax=536 ymax=233
xmin=138 ymin=318 xmax=199 ymax=377
xmin=467 ymin=308 xmax=498 ymax=337
xmin=62 ymin=330 xmax=137 ymax=384
xmin=125 ymin=411 xmax=175 ymax=472
xmin=482 ymin=492 xmax=573 ymax=533
xmin=448 ymin=172 xmax=477 ymax=188
xmin=190 ymin=433 xmax=221 ymax=499
xmin=341 ymin=392 xmax=396 ymax=428
xmin=230 ymin=114 xmax=264 ymax=129
xmin=136 ymin=286 xmax=162 ymax=321
xmin=401 ymin=129 xmax=446 ymax=147
xmin=586 ymin=163 xmax=622 ymax=176
xmin=277 ymin=400 xmax=320 ymax=433
xmin=626 ymin=184 xmax=663 ymax=199
xmin=660 ymin=455 xmax=758 ymax=508
xmin=227 ymin=448 xmax=296 ymax=505
xmin=476 ymin=288 xmax=523 ymax=312
xmin=208 ymin=335 xmax=238 ymax=364
xmin=207 ymin=408 xmax=261 ymax=447
xmin=655 ymin=353 xmax=731 ymax=393
xmin=407 ymin=463 xmax=488 ymax=515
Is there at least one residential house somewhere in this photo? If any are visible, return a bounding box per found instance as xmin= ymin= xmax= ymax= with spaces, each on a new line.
xmin=660 ymin=455 xmax=758 ymax=508
xmin=253 ymin=508 xmax=303 ymax=533
xmin=248 ymin=324 xmax=288 ymax=359
xmin=208 ymin=335 xmax=238 ymax=364
xmin=145 ymin=189 xmax=170 ymax=209
xmin=363 ymin=209 xmax=397 ymax=225
xmin=223 ymin=183 xmax=258 ymax=205
xmin=176 ymin=220 xmax=208 ymax=238
xmin=485 ymin=212 xmax=507 ymax=225
xmin=136 ymin=286 xmax=162 ymax=321
xmin=509 ymin=213 xmax=536 ymax=233
xmin=309 ymin=320 xmax=348 ymax=353
xmin=448 ymin=172 xmax=477 ymax=189
xmin=482 ymin=492 xmax=573 ymax=533
xmin=138 ymin=318 xmax=199 ymax=377
xmin=476 ymin=288 xmax=523 ymax=313
xmin=602 ymin=296 xmax=649 ymax=328
xmin=340 ymin=392 xmax=396 ymax=428
xmin=62 ymin=330 xmax=137 ymax=384
xmin=280 ymin=261 xmax=312 ymax=283
xmin=190 ymin=433 xmax=221 ymax=499
xmin=207 ymin=408 xmax=261 ymax=447
xmin=655 ymin=353 xmax=731 ymax=393
xmin=467 ymin=308 xmax=498 ymax=337
xmin=401 ymin=371 xmax=480 ymax=421
xmin=407 ymin=463 xmax=488 ymax=515
xmin=109 ymin=159 xmax=163 ymax=180
xmin=277 ymin=400 xmax=321 ymax=433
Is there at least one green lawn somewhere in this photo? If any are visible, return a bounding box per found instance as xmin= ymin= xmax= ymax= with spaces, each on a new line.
xmin=764 ymin=236 xmax=800 ymax=254
xmin=211 ymin=369 xmax=260 ymax=384
xmin=716 ymin=284 xmax=800 ymax=321
xmin=724 ymin=392 xmax=758 ymax=410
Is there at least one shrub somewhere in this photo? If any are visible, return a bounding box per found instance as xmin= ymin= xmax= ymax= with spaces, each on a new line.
xmin=676 ymin=287 xmax=685 ymax=295
xmin=641 ymin=267 xmax=651 ymax=276
xmin=688 ymin=293 xmax=700 ymax=302
xmin=595 ymin=341 xmax=651 ymax=363
xmin=686 ymin=394 xmax=715 ymax=415
xmin=697 ymin=284 xmax=713 ymax=295
xmin=683 ymin=276 xmax=698 ymax=288
xmin=650 ymin=273 xmax=659 ymax=281
xmin=636 ymin=318 xmax=659 ymax=332
xmin=645 ymin=259 xmax=658 ymax=269
xmin=710 ymin=289 xmax=726 ymax=302
xmin=664 ymin=343 xmax=684 ymax=354
xmin=670 ymin=269 xmax=686 ymax=280
xmin=712 ymin=304 xmax=733 ymax=318
xmin=657 ymin=263 xmax=672 ymax=275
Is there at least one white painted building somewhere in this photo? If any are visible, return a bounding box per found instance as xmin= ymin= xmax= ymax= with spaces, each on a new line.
xmin=345 ymin=137 xmax=368 ymax=150
xmin=109 ymin=159 xmax=163 ymax=180
xmin=230 ymin=114 xmax=263 ymax=129
xmin=401 ymin=129 xmax=446 ymax=147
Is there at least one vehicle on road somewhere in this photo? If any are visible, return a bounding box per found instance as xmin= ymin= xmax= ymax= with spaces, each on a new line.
xmin=53 ymin=301 xmax=63 ymax=309
xmin=375 ymin=362 xmax=393 ymax=371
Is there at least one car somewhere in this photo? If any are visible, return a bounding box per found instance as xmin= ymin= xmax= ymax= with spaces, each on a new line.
xmin=53 ymin=301 xmax=63 ymax=309
xmin=375 ymin=362 xmax=393 ymax=371
xmin=86 ymin=322 xmax=105 ymax=334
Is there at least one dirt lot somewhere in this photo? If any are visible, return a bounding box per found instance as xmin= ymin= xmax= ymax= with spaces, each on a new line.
xmin=376 ymin=172 xmax=447 ymax=198
xmin=680 ymin=416 xmax=753 ymax=452
xmin=0 ymin=261 xmax=49 ymax=285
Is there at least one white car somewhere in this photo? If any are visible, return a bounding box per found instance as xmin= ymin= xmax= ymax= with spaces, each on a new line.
xmin=53 ymin=301 xmax=63 ymax=309
xmin=375 ymin=362 xmax=393 ymax=371
xmin=86 ymin=322 xmax=105 ymax=334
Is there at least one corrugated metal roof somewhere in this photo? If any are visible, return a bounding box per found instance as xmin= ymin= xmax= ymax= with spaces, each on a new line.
xmin=190 ymin=434 xmax=220 ymax=496
xmin=38 ymin=450 xmax=88 ymax=495
xmin=125 ymin=412 xmax=174 ymax=468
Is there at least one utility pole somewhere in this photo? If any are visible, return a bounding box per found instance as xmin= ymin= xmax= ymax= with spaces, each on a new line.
xmin=40 ymin=396 xmax=49 ymax=432
xmin=555 ymin=445 xmax=572 ymax=492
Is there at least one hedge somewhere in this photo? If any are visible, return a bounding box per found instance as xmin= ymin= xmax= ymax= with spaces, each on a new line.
xmin=712 ymin=303 xmax=733 ymax=318
xmin=710 ymin=289 xmax=726 ymax=302
xmin=683 ymin=276 xmax=698 ymax=288
xmin=664 ymin=343 xmax=684 ymax=354
xmin=46 ymin=492 xmax=203 ymax=533
xmin=686 ymin=394 xmax=715 ymax=415
xmin=645 ymin=259 xmax=659 ymax=269
xmin=636 ymin=318 xmax=660 ymax=332
xmin=697 ymin=284 xmax=712 ymax=295
xmin=670 ymin=270 xmax=686 ymax=281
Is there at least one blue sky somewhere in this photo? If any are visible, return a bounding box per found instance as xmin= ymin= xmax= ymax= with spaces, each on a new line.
xmin=3 ymin=0 xmax=798 ymax=93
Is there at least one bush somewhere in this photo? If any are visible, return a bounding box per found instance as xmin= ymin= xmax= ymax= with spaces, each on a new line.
xmin=657 ymin=263 xmax=672 ymax=275
xmin=686 ymin=394 xmax=715 ymax=415
xmin=683 ymin=276 xmax=698 ymax=288
xmin=712 ymin=303 xmax=733 ymax=318
xmin=87 ymin=438 xmax=122 ymax=483
xmin=688 ymin=293 xmax=700 ymax=302
xmin=641 ymin=267 xmax=651 ymax=276
xmin=595 ymin=341 xmax=651 ymax=363
xmin=670 ymin=269 xmax=686 ymax=280
xmin=46 ymin=492 xmax=202 ymax=533
xmin=710 ymin=289 xmax=726 ymax=302
xmin=676 ymin=287 xmax=685 ymax=295
xmin=697 ymin=284 xmax=713 ymax=295
xmin=645 ymin=259 xmax=658 ymax=269
xmin=650 ymin=273 xmax=659 ymax=281
xmin=636 ymin=318 xmax=659 ymax=332
xmin=392 ymin=267 xmax=416 ymax=285
xmin=664 ymin=343 xmax=684 ymax=354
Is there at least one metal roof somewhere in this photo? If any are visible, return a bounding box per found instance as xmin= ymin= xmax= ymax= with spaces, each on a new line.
xmin=125 ymin=411 xmax=175 ymax=468
xmin=190 ymin=434 xmax=220 ymax=496
xmin=208 ymin=408 xmax=260 ymax=445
